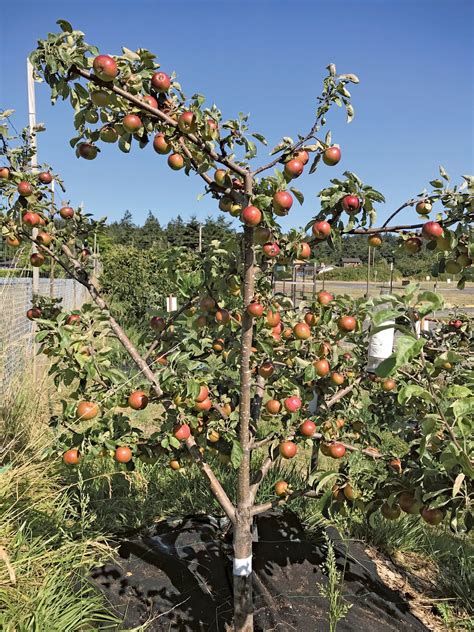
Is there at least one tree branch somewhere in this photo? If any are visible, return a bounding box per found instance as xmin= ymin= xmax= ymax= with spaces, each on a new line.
xmin=185 ymin=436 xmax=236 ymax=522
xmin=70 ymin=66 xmax=247 ymax=178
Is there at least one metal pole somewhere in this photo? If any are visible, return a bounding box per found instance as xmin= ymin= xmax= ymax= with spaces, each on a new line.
xmin=27 ymin=58 xmax=39 ymax=383
xmin=389 ymin=261 xmax=394 ymax=294
xmin=198 ymin=224 xmax=203 ymax=252
xmin=49 ymin=179 xmax=55 ymax=298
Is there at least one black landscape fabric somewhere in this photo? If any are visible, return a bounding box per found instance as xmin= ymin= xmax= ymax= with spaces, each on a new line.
xmin=90 ymin=510 xmax=429 ymax=631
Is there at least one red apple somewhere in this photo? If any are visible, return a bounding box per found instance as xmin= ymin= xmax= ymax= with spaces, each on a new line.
xmin=382 ymin=378 xmax=396 ymax=392
xmin=312 ymin=221 xmax=331 ymax=239
xmin=66 ymin=314 xmax=81 ymax=325
xmin=37 ymin=231 xmax=53 ymax=246
xmin=78 ymin=143 xmax=98 ymax=160
xmin=168 ymin=153 xmax=184 ymax=170
xmin=275 ymin=480 xmax=289 ymax=496
xmin=262 ymin=242 xmax=280 ymax=258
xmin=63 ymin=449 xmax=80 ymax=465
xmin=304 ymin=312 xmax=318 ymax=327
xmin=30 ymin=253 xmax=45 ymax=267
xmin=293 ymin=149 xmax=309 ymax=164
xmin=247 ymin=301 xmax=264 ymax=318
xmin=284 ymin=396 xmax=302 ymax=413
xmin=341 ymin=195 xmax=360 ymax=214
xmin=330 ymin=372 xmax=345 ymax=386
xmin=297 ymin=243 xmax=311 ymax=259
xmin=241 ymin=206 xmax=262 ymax=227
xmin=27 ymin=307 xmax=42 ymax=320
xmin=300 ymin=419 xmax=316 ymax=436
xmin=7 ymin=235 xmax=21 ymax=247
xmin=338 ymin=315 xmax=357 ymax=332
xmin=279 ymin=441 xmax=298 ymax=459
xmin=317 ymin=290 xmax=333 ymax=306
xmin=142 ymin=95 xmax=158 ymax=109
xmin=422 ymin=221 xmax=443 ymax=240
xmin=284 ymin=159 xmax=304 ymax=179
xmin=123 ymin=114 xmax=142 ymax=134
xmin=420 ymin=507 xmax=444 ymax=526
xmin=200 ymin=295 xmax=216 ymax=311
xmin=38 ymin=171 xmax=53 ymax=184
xmin=23 ymin=212 xmax=41 ymax=227
xmin=151 ymin=71 xmax=171 ymax=93
xmin=128 ymin=390 xmax=149 ymax=410
xmin=115 ymin=446 xmax=133 ymax=463
xmin=266 ymin=399 xmax=281 ymax=414
xmin=404 ymin=237 xmax=422 ymax=254
xmin=381 ymin=503 xmax=401 ymax=520
xmin=0 ymin=167 xmax=10 ymax=179
xmin=59 ymin=206 xmax=74 ymax=219
xmin=153 ymin=133 xmax=171 ymax=154
xmin=266 ymin=309 xmax=281 ymax=327
xmin=195 ymin=397 xmax=212 ymax=412
xmin=328 ymin=442 xmax=346 ymax=458
xmin=93 ymin=55 xmax=118 ymax=82
xmin=293 ymin=322 xmax=311 ymax=339
xmin=273 ymin=191 xmax=293 ymax=216
xmin=17 ymin=181 xmax=33 ymax=196
xmin=258 ymin=361 xmax=275 ymax=378
xmin=173 ymin=423 xmax=191 ymax=441
xmin=196 ymin=385 xmax=209 ymax=402
xmin=314 ymin=359 xmax=330 ymax=377
xmin=323 ymin=146 xmax=341 ymax=166
xmin=178 ymin=111 xmax=197 ymax=134
xmin=77 ymin=401 xmax=99 ymax=420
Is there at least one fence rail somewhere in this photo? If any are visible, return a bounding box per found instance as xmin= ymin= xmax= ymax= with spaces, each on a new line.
xmin=0 ymin=277 xmax=88 ymax=397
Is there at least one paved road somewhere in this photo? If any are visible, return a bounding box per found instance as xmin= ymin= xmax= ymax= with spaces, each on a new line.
xmin=274 ymin=279 xmax=474 ymax=314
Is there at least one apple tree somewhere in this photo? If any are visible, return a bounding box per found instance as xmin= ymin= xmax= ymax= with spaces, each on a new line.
xmin=1 ymin=20 xmax=473 ymax=632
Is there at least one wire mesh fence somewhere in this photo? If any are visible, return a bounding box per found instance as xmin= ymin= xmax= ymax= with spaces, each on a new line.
xmin=0 ymin=275 xmax=88 ymax=398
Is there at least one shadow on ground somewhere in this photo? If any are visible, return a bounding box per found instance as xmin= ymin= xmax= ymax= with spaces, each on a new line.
xmin=90 ymin=510 xmax=428 ymax=631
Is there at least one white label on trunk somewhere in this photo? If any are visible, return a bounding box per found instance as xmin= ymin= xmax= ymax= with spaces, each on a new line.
xmin=367 ymin=317 xmax=395 ymax=371
xmin=233 ymin=555 xmax=252 ymax=576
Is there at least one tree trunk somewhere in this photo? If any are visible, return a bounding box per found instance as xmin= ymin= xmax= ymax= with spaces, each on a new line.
xmin=234 ymin=174 xmax=255 ymax=632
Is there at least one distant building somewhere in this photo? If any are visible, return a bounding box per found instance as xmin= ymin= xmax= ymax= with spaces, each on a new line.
xmin=340 ymin=257 xmax=362 ymax=268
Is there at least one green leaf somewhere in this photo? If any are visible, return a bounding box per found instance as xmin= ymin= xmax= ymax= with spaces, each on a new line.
xmin=452 ymin=473 xmax=465 ymax=498
xmin=56 ymin=19 xmax=73 ymax=32
xmin=416 ymin=290 xmax=444 ymax=316
xmin=231 ymin=440 xmax=243 ymax=469
xmin=397 ymin=384 xmax=432 ymax=405
xmin=375 ymin=335 xmax=425 ymax=377
xmin=289 ymin=187 xmax=304 ymax=205
xmin=122 ymin=47 xmax=140 ymax=61
xmin=443 ymin=385 xmax=471 ymax=399
xmin=452 ymin=397 xmax=474 ymax=420
xmin=372 ymin=308 xmax=398 ymax=327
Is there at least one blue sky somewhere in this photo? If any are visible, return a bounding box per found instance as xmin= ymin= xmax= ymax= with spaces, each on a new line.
xmin=1 ymin=0 xmax=473 ymax=230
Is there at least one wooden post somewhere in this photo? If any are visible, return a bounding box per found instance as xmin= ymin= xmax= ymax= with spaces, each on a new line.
xmin=49 ymin=179 xmax=55 ymax=298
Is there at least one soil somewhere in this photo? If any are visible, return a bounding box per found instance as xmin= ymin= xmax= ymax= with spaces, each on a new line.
xmin=90 ymin=510 xmax=431 ymax=631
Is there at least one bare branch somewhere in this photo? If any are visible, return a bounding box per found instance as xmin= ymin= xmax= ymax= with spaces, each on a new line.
xmin=185 ymin=436 xmax=236 ymax=522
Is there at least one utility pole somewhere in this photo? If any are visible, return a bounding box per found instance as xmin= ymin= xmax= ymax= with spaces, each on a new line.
xmin=27 ymin=57 xmax=39 ymax=383
xmin=49 ymin=178 xmax=55 ymax=298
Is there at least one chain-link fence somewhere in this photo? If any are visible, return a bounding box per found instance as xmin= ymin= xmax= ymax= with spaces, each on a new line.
xmin=0 ymin=276 xmax=88 ymax=397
